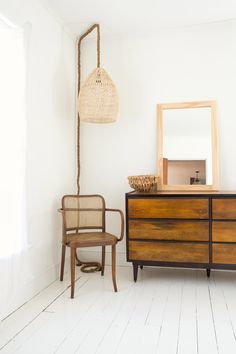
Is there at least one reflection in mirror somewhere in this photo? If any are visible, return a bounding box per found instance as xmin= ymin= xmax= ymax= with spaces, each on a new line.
xmin=163 ymin=107 xmax=212 ymax=185
xmin=157 ymin=101 xmax=219 ymax=191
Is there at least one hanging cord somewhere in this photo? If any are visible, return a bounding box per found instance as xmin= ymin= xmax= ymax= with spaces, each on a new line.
xmin=77 ymin=24 xmax=100 ymax=194
xmin=76 ymin=24 xmax=102 ymax=273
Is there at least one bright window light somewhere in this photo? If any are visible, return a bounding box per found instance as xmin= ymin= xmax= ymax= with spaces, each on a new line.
xmin=0 ymin=15 xmax=27 ymax=257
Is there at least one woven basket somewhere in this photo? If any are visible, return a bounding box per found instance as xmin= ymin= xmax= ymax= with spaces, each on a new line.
xmin=78 ymin=67 xmax=119 ymax=123
xmin=128 ymin=175 xmax=158 ymax=192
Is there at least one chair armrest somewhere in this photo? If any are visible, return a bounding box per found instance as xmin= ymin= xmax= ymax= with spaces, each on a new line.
xmin=105 ymin=208 xmax=124 ymax=242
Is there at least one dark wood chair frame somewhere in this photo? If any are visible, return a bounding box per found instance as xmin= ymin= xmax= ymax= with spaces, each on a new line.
xmin=59 ymin=194 xmax=124 ymax=298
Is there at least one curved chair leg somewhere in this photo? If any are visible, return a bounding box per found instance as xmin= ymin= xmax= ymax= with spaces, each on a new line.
xmin=112 ymin=244 xmax=117 ymax=292
xmin=60 ymin=244 xmax=66 ymax=281
xmin=70 ymin=247 xmax=76 ymax=298
xmin=101 ymin=246 xmax=105 ymax=276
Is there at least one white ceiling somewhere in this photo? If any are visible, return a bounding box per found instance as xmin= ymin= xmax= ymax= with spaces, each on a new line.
xmin=40 ymin=0 xmax=236 ymax=37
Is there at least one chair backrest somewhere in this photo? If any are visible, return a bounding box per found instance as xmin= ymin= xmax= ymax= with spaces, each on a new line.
xmin=61 ymin=195 xmax=105 ymax=232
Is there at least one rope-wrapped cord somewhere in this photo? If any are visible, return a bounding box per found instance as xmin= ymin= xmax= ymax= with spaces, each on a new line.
xmin=76 ymin=24 xmax=102 ymax=273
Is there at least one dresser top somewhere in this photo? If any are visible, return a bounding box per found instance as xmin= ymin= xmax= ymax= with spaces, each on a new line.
xmin=127 ymin=190 xmax=236 ymax=197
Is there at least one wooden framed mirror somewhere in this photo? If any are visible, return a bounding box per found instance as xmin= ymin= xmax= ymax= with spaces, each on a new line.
xmin=157 ymin=100 xmax=219 ymax=191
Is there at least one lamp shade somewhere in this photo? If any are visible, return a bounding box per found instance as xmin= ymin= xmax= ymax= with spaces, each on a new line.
xmin=78 ymin=67 xmax=119 ymax=123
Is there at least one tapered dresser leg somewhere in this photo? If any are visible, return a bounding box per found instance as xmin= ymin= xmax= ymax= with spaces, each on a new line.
xmin=133 ymin=263 xmax=138 ymax=282
xmin=206 ymin=268 xmax=211 ymax=277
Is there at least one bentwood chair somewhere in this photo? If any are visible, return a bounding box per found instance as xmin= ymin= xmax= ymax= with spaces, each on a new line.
xmin=59 ymin=195 xmax=124 ymax=298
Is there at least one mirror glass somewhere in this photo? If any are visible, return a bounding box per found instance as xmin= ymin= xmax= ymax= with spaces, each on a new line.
xmin=157 ymin=101 xmax=219 ymax=191
xmin=163 ymin=107 xmax=212 ymax=185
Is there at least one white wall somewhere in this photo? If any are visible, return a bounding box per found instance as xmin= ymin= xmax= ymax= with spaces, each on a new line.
xmin=79 ymin=21 xmax=236 ymax=264
xmin=1 ymin=4 xmax=236 ymax=317
xmin=0 ymin=0 xmax=76 ymax=319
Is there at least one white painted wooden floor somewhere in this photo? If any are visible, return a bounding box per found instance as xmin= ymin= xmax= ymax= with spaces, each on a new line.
xmin=1 ymin=266 xmax=236 ymax=354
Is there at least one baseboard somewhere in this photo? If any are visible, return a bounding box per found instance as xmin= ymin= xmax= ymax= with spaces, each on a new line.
xmin=2 ymin=251 xmax=129 ymax=320
xmin=1 ymin=262 xmax=62 ymax=321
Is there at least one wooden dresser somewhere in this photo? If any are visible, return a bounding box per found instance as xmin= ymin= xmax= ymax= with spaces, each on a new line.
xmin=126 ymin=191 xmax=236 ymax=281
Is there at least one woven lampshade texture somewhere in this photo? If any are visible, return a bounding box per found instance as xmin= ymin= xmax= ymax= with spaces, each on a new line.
xmin=78 ymin=67 xmax=119 ymax=123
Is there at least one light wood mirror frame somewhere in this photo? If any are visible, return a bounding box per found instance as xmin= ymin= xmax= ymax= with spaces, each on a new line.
xmin=157 ymin=100 xmax=219 ymax=191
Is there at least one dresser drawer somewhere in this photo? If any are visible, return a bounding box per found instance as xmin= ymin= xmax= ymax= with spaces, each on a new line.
xmin=212 ymin=222 xmax=236 ymax=242
xmin=129 ymin=241 xmax=209 ymax=263
xmin=128 ymin=198 xmax=209 ymax=219
xmin=128 ymin=220 xmax=209 ymax=241
xmin=212 ymin=244 xmax=236 ymax=264
xmin=212 ymin=199 xmax=236 ymax=219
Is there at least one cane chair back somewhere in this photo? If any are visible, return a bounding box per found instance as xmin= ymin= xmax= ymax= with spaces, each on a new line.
xmin=62 ymin=195 xmax=105 ymax=232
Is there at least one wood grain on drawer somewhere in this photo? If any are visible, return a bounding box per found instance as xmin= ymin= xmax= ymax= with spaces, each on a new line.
xmin=128 ymin=220 xmax=209 ymax=241
xmin=212 ymin=199 xmax=236 ymax=219
xmin=212 ymin=222 xmax=236 ymax=242
xmin=129 ymin=241 xmax=209 ymax=263
xmin=128 ymin=198 xmax=208 ymax=219
xmin=212 ymin=244 xmax=236 ymax=264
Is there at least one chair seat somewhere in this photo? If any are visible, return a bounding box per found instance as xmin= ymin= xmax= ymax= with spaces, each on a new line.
xmin=64 ymin=232 xmax=118 ymax=247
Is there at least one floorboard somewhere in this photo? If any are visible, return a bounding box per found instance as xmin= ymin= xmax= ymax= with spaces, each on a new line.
xmin=1 ymin=267 xmax=236 ymax=354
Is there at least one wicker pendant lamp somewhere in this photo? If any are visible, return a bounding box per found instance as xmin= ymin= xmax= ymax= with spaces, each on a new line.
xmin=78 ymin=24 xmax=119 ymax=123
